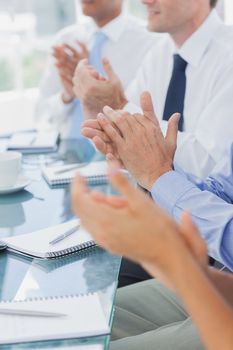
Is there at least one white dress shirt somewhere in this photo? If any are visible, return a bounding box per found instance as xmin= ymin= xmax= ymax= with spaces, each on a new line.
xmin=125 ymin=10 xmax=233 ymax=179
xmin=36 ymin=13 xmax=158 ymax=138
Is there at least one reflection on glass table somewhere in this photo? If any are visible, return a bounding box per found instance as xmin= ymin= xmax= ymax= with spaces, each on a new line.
xmin=0 ymin=191 xmax=33 ymax=234
xmin=0 ymin=138 xmax=120 ymax=350
xmin=22 ymin=138 xmax=99 ymax=168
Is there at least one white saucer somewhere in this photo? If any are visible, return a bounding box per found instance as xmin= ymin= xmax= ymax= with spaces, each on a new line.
xmin=0 ymin=176 xmax=31 ymax=195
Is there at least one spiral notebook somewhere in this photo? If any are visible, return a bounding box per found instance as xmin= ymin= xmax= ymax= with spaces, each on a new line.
xmin=0 ymin=293 xmax=109 ymax=344
xmin=42 ymin=161 xmax=108 ymax=186
xmin=0 ymin=220 xmax=96 ymax=259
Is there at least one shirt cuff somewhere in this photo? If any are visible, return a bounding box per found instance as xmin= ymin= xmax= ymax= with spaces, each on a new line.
xmin=151 ymin=170 xmax=197 ymax=216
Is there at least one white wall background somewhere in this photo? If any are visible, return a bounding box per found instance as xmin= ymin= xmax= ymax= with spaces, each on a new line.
xmin=0 ymin=0 xmax=232 ymax=134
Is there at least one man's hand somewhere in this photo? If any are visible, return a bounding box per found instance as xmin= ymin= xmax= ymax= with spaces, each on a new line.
xmin=81 ymin=118 xmax=121 ymax=160
xmin=53 ymin=41 xmax=88 ymax=104
xmin=81 ymin=92 xmax=180 ymax=189
xmin=71 ymin=162 xmax=208 ymax=290
xmin=90 ymin=91 xmax=180 ymax=190
xmin=73 ymin=58 xmax=128 ymax=119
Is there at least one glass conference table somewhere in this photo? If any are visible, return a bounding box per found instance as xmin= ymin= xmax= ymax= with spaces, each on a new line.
xmin=0 ymin=138 xmax=121 ymax=350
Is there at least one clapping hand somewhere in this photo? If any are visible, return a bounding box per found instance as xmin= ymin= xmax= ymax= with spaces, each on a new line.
xmin=53 ymin=41 xmax=88 ymax=103
xmin=82 ymin=91 xmax=180 ymax=190
xmin=72 ymin=161 xmax=208 ymax=290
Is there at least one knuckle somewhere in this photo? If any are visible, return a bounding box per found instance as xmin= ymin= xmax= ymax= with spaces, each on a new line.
xmin=150 ymin=124 xmax=159 ymax=136
xmin=115 ymin=114 xmax=124 ymax=124
xmin=120 ymin=111 xmax=129 ymax=118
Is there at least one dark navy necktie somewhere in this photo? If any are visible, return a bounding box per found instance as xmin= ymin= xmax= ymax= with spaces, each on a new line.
xmin=162 ymin=54 xmax=187 ymax=131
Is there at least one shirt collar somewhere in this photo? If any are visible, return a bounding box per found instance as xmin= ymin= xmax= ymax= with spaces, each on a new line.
xmin=177 ymin=9 xmax=223 ymax=67
xmin=92 ymin=13 xmax=127 ymax=43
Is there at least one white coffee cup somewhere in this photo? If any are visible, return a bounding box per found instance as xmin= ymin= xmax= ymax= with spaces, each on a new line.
xmin=0 ymin=152 xmax=22 ymax=188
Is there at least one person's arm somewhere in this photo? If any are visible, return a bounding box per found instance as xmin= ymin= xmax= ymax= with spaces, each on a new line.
xmin=151 ymin=169 xmax=233 ymax=270
xmin=166 ymin=251 xmax=233 ymax=350
xmin=71 ymin=163 xmax=233 ymax=350
xmin=82 ymin=91 xmax=233 ymax=270
xmin=208 ymin=268 xmax=233 ymax=307
xmin=174 ymin=144 xmax=233 ymax=204
xmin=81 ymin=92 xmax=233 ymax=269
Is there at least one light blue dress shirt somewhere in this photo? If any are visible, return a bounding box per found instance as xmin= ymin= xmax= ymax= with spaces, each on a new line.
xmin=151 ymin=144 xmax=233 ymax=271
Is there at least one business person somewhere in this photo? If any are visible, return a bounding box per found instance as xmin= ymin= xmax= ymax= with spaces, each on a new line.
xmin=83 ymin=90 xmax=233 ymax=265
xmin=76 ymin=0 xmax=233 ymax=179
xmin=71 ymin=163 xmax=233 ymax=350
xmin=36 ymin=0 xmax=157 ymax=138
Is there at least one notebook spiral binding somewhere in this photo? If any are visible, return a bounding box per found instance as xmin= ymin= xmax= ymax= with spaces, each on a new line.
xmin=0 ymin=292 xmax=95 ymax=304
xmin=51 ymin=175 xmax=107 ymax=186
xmin=46 ymin=239 xmax=96 ymax=259
xmin=34 ymin=245 xmax=100 ymax=272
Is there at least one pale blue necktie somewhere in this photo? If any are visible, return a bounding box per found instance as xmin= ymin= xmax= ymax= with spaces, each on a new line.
xmin=89 ymin=31 xmax=108 ymax=76
xmin=69 ymin=31 xmax=108 ymax=138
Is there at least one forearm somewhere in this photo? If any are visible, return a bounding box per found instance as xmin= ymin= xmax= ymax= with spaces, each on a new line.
xmin=175 ymin=145 xmax=233 ymax=204
xmin=208 ymin=268 xmax=233 ymax=307
xmin=171 ymin=254 xmax=233 ymax=350
xmin=151 ymin=171 xmax=233 ymax=270
xmin=173 ymin=165 xmax=233 ymax=205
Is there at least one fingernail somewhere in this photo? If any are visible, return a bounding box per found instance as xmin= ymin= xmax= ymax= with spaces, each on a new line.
xmin=97 ymin=113 xmax=106 ymax=121
xmin=103 ymin=105 xmax=113 ymax=112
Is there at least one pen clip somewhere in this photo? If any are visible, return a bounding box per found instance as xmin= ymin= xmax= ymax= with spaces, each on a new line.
xmin=49 ymin=224 xmax=80 ymax=245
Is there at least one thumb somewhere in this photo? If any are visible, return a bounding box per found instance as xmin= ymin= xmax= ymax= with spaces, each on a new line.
xmin=165 ymin=113 xmax=180 ymax=154
xmin=102 ymin=58 xmax=118 ymax=81
xmin=180 ymin=212 xmax=199 ymax=239
xmin=76 ymin=40 xmax=89 ymax=57
xmin=140 ymin=91 xmax=158 ymax=124
xmin=107 ymin=153 xmax=124 ymax=168
xmin=75 ymin=58 xmax=88 ymax=73
xmin=180 ymin=212 xmax=208 ymax=263
xmin=79 ymin=58 xmax=88 ymax=66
